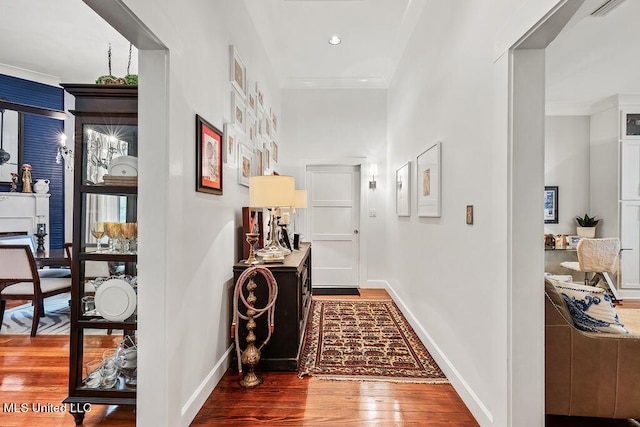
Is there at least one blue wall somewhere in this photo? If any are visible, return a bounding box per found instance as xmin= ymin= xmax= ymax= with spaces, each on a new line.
xmin=0 ymin=74 xmax=65 ymax=249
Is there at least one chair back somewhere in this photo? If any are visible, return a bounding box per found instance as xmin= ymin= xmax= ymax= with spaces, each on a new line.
xmin=0 ymin=244 xmax=38 ymax=282
xmin=577 ymin=238 xmax=620 ymax=273
xmin=64 ymin=242 xmax=110 ymax=278
xmin=0 ymin=235 xmax=37 ymax=253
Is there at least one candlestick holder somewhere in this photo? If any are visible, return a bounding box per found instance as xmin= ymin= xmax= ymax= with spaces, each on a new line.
xmin=34 ymin=232 xmax=47 ymax=254
xmin=245 ymin=233 xmax=260 ymax=265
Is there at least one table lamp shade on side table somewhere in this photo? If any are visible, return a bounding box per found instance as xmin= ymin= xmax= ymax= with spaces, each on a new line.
xmin=249 ymin=175 xmax=295 ymax=258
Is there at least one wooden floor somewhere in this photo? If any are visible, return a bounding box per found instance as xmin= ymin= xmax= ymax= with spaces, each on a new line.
xmin=2 ymin=290 xmax=640 ymax=426
xmin=192 ymin=289 xmax=478 ymax=426
xmin=0 ymin=335 xmax=135 ymax=427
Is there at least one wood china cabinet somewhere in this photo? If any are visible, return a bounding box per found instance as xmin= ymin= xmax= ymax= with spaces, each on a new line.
xmin=62 ymin=84 xmax=138 ymax=424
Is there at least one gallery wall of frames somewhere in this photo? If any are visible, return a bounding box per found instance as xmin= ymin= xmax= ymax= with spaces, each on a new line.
xmin=226 ymin=45 xmax=280 ymax=187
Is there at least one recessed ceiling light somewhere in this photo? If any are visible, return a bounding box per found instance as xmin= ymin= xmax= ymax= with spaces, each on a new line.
xmin=328 ymin=35 xmax=341 ymax=46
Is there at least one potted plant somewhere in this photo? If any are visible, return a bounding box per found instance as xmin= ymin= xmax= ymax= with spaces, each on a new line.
xmin=575 ymin=213 xmax=600 ymax=238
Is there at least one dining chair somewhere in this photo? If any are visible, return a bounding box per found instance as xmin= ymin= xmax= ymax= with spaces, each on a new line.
xmin=0 ymin=235 xmax=71 ymax=278
xmin=560 ymin=237 xmax=621 ymax=300
xmin=0 ymin=244 xmax=72 ymax=336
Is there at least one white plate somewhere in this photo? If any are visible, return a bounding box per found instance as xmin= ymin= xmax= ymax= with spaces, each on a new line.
xmin=95 ymin=278 xmax=137 ymax=322
xmin=108 ymin=155 xmax=138 ymax=177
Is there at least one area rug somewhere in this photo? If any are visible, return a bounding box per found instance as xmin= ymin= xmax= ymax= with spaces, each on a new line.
xmin=617 ymin=308 xmax=640 ymax=334
xmin=1 ymin=293 xmax=71 ymax=334
xmin=298 ymin=299 xmax=449 ymax=383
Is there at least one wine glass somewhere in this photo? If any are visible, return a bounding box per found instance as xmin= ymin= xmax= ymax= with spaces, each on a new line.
xmin=103 ymin=222 xmax=119 ymax=253
xmin=121 ymin=223 xmax=137 ymax=253
xmin=112 ymin=223 xmax=125 ymax=253
xmin=90 ymin=222 xmax=105 ymax=252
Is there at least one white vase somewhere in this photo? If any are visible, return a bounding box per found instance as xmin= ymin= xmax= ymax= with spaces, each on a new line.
xmin=33 ymin=179 xmax=50 ymax=194
xmin=576 ymin=226 xmax=596 ymax=238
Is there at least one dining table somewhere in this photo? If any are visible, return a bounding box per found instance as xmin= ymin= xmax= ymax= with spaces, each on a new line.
xmin=34 ymin=248 xmax=69 ymax=269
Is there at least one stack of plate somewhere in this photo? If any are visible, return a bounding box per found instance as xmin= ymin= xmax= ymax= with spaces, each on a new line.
xmin=95 ymin=278 xmax=137 ymax=322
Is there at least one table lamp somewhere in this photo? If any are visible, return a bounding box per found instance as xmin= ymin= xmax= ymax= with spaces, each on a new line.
xmin=291 ymin=189 xmax=307 ymax=250
xmin=249 ymin=175 xmax=295 ymax=258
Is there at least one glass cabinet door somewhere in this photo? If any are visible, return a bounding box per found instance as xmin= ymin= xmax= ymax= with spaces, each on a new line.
xmin=82 ymin=123 xmax=138 ymax=185
xmin=81 ymin=193 xmax=137 ymax=254
xmin=623 ymin=111 xmax=640 ymax=139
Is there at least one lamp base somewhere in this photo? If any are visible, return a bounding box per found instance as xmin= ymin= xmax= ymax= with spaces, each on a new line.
xmin=256 ymin=243 xmax=291 ymax=258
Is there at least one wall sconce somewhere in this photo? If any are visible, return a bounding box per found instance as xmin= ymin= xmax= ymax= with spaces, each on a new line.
xmin=369 ymin=163 xmax=377 ymax=190
xmin=56 ymin=133 xmax=74 ymax=171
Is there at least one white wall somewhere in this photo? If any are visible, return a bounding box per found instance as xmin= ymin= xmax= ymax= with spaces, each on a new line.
xmin=112 ymin=1 xmax=281 ymax=425
xmin=98 ymin=0 xmax=566 ymax=425
xmin=280 ymin=88 xmax=388 ymax=284
xmin=385 ymin=1 xmax=558 ymax=426
xmin=544 ymin=115 xmax=590 ymax=234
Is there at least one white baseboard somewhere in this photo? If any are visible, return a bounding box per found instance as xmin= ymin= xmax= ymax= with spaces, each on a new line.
xmin=365 ymin=279 xmax=388 ymax=289
xmin=180 ymin=345 xmax=233 ymax=426
xmin=380 ymin=280 xmax=493 ymax=426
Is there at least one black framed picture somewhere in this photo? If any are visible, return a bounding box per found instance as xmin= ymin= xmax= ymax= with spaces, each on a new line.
xmin=195 ymin=114 xmax=223 ymax=195
xmin=544 ymin=186 xmax=558 ymax=224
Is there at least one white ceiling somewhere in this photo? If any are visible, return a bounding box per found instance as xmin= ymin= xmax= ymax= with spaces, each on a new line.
xmin=0 ymin=0 xmax=137 ymax=85
xmin=546 ymin=0 xmax=640 ymax=114
xmin=243 ymin=0 xmax=426 ymax=88
xmin=0 ymin=0 xmax=637 ymax=113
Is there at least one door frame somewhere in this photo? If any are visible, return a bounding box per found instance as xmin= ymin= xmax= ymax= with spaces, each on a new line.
xmin=299 ymin=157 xmax=369 ymax=287
xmin=502 ymin=0 xmax=585 ymax=425
xmin=83 ymin=1 xmax=171 ymax=425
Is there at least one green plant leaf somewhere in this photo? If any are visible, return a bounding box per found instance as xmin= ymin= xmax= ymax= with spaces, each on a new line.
xmin=575 ymin=213 xmax=600 ymax=227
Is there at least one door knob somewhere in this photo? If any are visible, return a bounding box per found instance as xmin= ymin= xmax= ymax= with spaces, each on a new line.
xmin=354 ymin=229 xmax=359 ymax=234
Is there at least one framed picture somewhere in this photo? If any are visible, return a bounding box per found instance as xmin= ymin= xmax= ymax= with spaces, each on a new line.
xmin=248 ymin=117 xmax=257 ymax=146
xmin=566 ymin=235 xmax=583 ymax=249
xmin=272 ymin=140 xmax=279 ymax=163
xmin=229 ymin=45 xmax=246 ymax=97
xmin=231 ymin=90 xmax=246 ymax=131
xmin=256 ymin=83 xmax=265 ymax=112
xmin=264 ymin=148 xmax=270 ymax=171
xmin=255 ymin=148 xmax=263 ymax=176
xmin=396 ymin=162 xmax=410 ymax=217
xmin=416 ymin=142 xmax=441 ymax=217
xmin=238 ymin=143 xmax=253 ymax=187
xmin=247 ymin=77 xmax=257 ymax=116
xmin=223 ymin=122 xmax=237 ymax=167
xmin=544 ymin=186 xmax=559 ymax=224
xmin=196 ymin=114 xmax=223 ymax=195
xmin=264 ymin=114 xmax=271 ymax=137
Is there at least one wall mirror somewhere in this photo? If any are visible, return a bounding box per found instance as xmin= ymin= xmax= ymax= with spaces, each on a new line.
xmin=0 ymin=108 xmax=24 ymax=184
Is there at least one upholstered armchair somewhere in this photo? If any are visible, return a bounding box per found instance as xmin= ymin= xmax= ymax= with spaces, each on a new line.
xmin=545 ymin=279 xmax=640 ymax=419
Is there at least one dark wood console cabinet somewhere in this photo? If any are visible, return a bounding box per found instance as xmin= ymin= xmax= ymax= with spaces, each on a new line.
xmin=232 ymin=242 xmax=312 ymax=371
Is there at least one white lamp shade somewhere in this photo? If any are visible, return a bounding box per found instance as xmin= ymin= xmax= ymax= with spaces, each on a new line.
xmin=294 ymin=190 xmax=308 ymax=208
xmin=249 ymin=175 xmax=295 ymax=207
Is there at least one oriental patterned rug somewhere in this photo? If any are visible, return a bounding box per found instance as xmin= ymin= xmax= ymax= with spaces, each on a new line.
xmin=298 ymin=299 xmax=449 ymax=383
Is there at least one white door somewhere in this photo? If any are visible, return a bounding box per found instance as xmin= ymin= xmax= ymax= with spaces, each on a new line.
xmin=306 ymin=165 xmax=360 ymax=288
xmin=620 ymin=201 xmax=640 ymax=288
